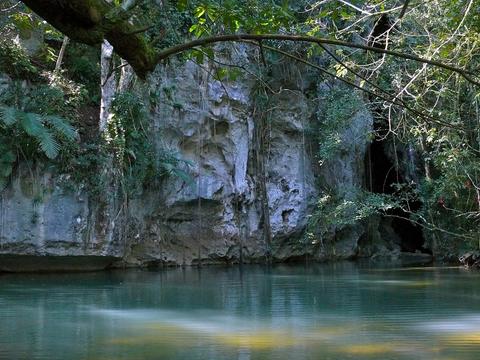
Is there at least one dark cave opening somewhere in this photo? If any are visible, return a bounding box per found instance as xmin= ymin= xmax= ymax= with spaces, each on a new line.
xmin=366 ymin=139 xmax=430 ymax=254
xmin=368 ymin=15 xmax=393 ymax=50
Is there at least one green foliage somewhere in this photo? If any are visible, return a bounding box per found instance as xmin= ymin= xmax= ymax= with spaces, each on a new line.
xmin=107 ymin=92 xmax=192 ymax=196
xmin=63 ymin=44 xmax=101 ymax=104
xmin=183 ymin=0 xmax=295 ymax=37
xmin=298 ymin=0 xmax=480 ymax=254
xmin=0 ymin=40 xmax=83 ymax=190
xmin=0 ymin=41 xmax=38 ymax=79
xmin=25 ymin=80 xmax=87 ymax=117
xmin=0 ymin=65 xmax=87 ymax=122
xmin=0 ymin=105 xmax=77 ymax=188
xmin=306 ymin=190 xmax=396 ymax=244
xmin=135 ymin=1 xmax=196 ymax=50
xmin=417 ymin=148 xmax=480 ymax=250
xmin=57 ymin=142 xmax=109 ymax=195
xmin=315 ymin=87 xmax=363 ymax=165
xmin=0 ymin=105 xmax=77 ymax=158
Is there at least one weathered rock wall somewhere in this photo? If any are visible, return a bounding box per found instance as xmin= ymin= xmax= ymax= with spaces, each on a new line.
xmin=0 ymin=47 xmax=378 ymax=269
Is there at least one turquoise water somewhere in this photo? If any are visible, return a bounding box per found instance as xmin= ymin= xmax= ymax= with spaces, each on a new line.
xmin=1 ymin=263 xmax=480 ymax=359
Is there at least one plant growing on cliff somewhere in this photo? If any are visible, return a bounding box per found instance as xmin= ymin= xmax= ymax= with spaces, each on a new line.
xmin=0 ymin=105 xmax=78 ymax=188
xmin=0 ymin=106 xmax=77 ymax=158
xmin=0 ymin=40 xmax=84 ymax=189
xmin=0 ymin=41 xmax=38 ymax=79
xmin=306 ymin=190 xmax=397 ymax=247
xmin=107 ymin=92 xmax=192 ymax=195
xmin=315 ymin=87 xmax=364 ymax=165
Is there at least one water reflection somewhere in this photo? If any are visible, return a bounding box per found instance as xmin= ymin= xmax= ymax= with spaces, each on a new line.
xmin=0 ymin=264 xmax=480 ymax=359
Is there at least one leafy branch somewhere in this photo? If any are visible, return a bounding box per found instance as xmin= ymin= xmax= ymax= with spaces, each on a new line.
xmin=17 ymin=0 xmax=480 ymax=87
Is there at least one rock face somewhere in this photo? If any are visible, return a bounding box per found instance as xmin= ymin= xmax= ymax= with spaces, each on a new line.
xmin=0 ymin=47 xmax=378 ymax=269
xmin=0 ymin=170 xmax=123 ymax=263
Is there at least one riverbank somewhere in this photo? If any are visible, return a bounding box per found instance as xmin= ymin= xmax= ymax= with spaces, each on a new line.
xmin=0 ymin=251 xmax=438 ymax=273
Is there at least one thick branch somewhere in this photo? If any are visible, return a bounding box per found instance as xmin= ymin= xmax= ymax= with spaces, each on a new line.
xmin=19 ymin=0 xmax=479 ymax=84
xmin=399 ymin=0 xmax=411 ymax=19
xmin=20 ymin=0 xmax=157 ymax=78
xmin=155 ymin=34 xmax=480 ymax=86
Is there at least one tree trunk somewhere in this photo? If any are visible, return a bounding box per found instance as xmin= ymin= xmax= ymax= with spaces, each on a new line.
xmin=100 ymin=40 xmax=115 ymax=132
xmin=54 ymin=36 xmax=70 ymax=73
xmin=21 ymin=0 xmax=157 ymax=79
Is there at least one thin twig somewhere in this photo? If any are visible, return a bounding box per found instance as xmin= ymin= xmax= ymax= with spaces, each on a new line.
xmin=250 ymin=42 xmax=465 ymax=130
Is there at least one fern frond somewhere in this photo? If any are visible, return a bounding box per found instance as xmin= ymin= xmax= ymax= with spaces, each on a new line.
xmin=0 ymin=106 xmax=17 ymax=126
xmin=19 ymin=112 xmax=43 ymax=137
xmin=37 ymin=127 xmax=60 ymax=159
xmin=2 ymin=107 xmax=76 ymax=160
xmin=44 ymin=115 xmax=78 ymax=140
xmin=18 ymin=112 xmax=60 ymax=158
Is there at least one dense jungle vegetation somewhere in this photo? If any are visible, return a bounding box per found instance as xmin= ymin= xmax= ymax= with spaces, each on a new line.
xmin=1 ymin=0 xmax=479 ymax=260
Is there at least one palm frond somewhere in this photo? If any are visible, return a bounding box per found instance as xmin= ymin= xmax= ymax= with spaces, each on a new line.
xmin=18 ymin=112 xmax=60 ymax=158
xmin=37 ymin=127 xmax=60 ymax=159
xmin=1 ymin=106 xmax=76 ymax=161
xmin=44 ymin=115 xmax=78 ymax=140
xmin=19 ymin=112 xmax=43 ymax=137
xmin=0 ymin=106 xmax=17 ymax=126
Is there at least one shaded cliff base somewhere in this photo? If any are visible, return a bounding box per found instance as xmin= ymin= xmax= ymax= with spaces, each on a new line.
xmin=0 ymin=249 xmax=434 ymax=273
xmin=0 ymin=255 xmax=119 ymax=273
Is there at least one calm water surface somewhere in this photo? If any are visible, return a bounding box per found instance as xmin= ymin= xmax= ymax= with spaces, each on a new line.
xmin=1 ymin=263 xmax=480 ymax=359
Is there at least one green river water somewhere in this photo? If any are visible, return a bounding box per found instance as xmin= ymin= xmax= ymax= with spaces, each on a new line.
xmin=1 ymin=263 xmax=480 ymax=359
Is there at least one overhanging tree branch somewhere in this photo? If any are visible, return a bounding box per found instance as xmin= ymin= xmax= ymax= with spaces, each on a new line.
xmin=398 ymin=0 xmax=411 ymax=19
xmin=155 ymin=34 xmax=480 ymax=87
xmin=18 ymin=0 xmax=480 ymax=85
xmin=20 ymin=0 xmax=157 ymax=79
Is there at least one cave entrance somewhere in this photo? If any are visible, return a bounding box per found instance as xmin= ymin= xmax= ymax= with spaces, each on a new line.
xmin=368 ymin=15 xmax=392 ymax=49
xmin=366 ymin=139 xmax=430 ymax=254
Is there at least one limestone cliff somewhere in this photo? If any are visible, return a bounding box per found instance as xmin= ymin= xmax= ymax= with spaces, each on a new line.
xmin=0 ymin=46 xmax=385 ymax=270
